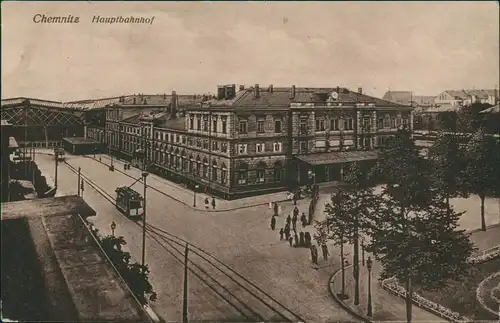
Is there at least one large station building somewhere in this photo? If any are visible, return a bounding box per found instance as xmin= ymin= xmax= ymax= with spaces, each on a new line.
xmin=85 ymin=85 xmax=412 ymax=199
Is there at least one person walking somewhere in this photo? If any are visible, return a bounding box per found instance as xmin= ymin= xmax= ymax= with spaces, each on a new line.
xmin=304 ymin=232 xmax=311 ymax=247
xmin=321 ymin=243 xmax=329 ymax=261
xmin=279 ymin=228 xmax=284 ymax=240
xmin=300 ymin=212 xmax=307 ymax=227
xmin=312 ymin=245 xmax=319 ymax=265
xmin=288 ymin=236 xmax=293 ymax=247
xmin=270 ymin=215 xmax=276 ymax=231
xmin=286 ymin=214 xmax=291 ymax=226
xmin=211 ymin=197 xmax=216 ymax=209
xmin=204 ymin=197 xmax=210 ymax=209
xmin=293 ymin=193 xmax=297 ymax=205
xmin=299 ymin=231 xmax=305 ymax=247
xmin=273 ymin=202 xmax=279 ymax=217
xmin=294 ymin=232 xmax=299 ymax=248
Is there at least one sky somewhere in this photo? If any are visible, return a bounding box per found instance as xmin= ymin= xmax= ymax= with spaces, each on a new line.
xmin=1 ymin=1 xmax=499 ymax=102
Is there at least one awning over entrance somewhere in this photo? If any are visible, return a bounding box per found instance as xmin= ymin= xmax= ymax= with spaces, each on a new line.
xmin=295 ymin=150 xmax=379 ymax=166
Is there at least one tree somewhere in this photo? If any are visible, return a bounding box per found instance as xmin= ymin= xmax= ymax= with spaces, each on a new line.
xmin=464 ymin=129 xmax=498 ymax=231
xmin=314 ymin=188 xmax=349 ymax=298
xmin=428 ymin=132 xmax=469 ymax=211
xmin=370 ymin=128 xmax=474 ymax=323
xmin=456 ymin=103 xmax=491 ymax=133
xmin=315 ymin=162 xmax=377 ymax=304
xmin=101 ymin=235 xmax=158 ymax=305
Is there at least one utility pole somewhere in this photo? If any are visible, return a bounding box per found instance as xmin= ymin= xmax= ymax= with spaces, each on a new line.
xmin=54 ymin=149 xmax=59 ymax=189
xmin=183 ymin=243 xmax=189 ymax=323
xmin=141 ymin=151 xmax=149 ymax=273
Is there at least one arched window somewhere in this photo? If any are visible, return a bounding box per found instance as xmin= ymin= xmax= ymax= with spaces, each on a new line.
xmin=256 ymin=161 xmax=266 ymax=183
xmin=274 ymin=161 xmax=284 ymax=182
xmin=221 ymin=163 xmax=227 ymax=184
xmin=170 ymin=152 xmax=175 ymax=166
xmin=196 ymin=156 xmax=201 ymax=176
xmin=203 ymin=158 xmax=209 ymax=178
xmin=212 ymin=159 xmax=218 ymax=182
xmin=189 ymin=155 xmax=194 ymax=173
xmin=236 ymin=162 xmax=249 ymax=185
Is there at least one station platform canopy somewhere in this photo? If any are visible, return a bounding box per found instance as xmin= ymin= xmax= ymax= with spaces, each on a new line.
xmin=62 ymin=137 xmax=105 ymax=155
xmin=296 ymin=150 xmax=379 ymax=166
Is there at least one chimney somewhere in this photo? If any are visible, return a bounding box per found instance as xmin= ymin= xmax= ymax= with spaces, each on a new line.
xmin=163 ymin=93 xmax=167 ymax=100
xmin=358 ymin=87 xmax=363 ymax=94
xmin=254 ymin=84 xmax=260 ymax=98
xmin=290 ymin=85 xmax=296 ymax=99
xmin=217 ymin=85 xmax=225 ymax=100
xmin=269 ymin=84 xmax=274 ymax=93
xmin=171 ymin=91 xmax=178 ymax=118
xmin=133 ymin=97 xmax=136 ymax=105
xmin=239 ymin=85 xmax=245 ymax=91
xmin=336 ymin=86 xmax=340 ymax=94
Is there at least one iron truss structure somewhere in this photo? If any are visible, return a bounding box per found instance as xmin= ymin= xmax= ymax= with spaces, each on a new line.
xmin=1 ymin=99 xmax=85 ymax=126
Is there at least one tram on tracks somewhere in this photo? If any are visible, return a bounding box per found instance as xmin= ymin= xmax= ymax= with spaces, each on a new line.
xmin=115 ymin=186 xmax=144 ymax=219
xmin=54 ymin=148 xmax=65 ymax=161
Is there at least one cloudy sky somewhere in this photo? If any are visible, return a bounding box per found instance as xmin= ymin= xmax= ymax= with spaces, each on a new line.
xmin=1 ymin=1 xmax=498 ymax=101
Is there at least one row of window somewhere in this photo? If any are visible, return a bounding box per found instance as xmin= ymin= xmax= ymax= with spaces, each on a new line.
xmin=237 ymin=142 xmax=283 ymax=154
xmin=314 ymin=118 xmax=354 ymax=132
xmin=239 ymin=119 xmax=283 ymax=134
xmin=189 ymin=115 xmax=228 ymax=133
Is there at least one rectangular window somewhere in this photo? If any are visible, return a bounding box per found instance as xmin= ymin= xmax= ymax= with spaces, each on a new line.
xmin=196 ymin=117 xmax=201 ymax=130
xmin=222 ymin=117 xmax=227 ymax=134
xmin=212 ymin=118 xmax=217 ymax=132
xmin=256 ymin=169 xmax=265 ymax=183
xmin=221 ymin=142 xmax=228 ymax=153
xmin=383 ymin=116 xmax=391 ymax=129
xmin=238 ymin=144 xmax=248 ymax=154
xmin=300 ymin=119 xmax=308 ymax=134
xmin=239 ymin=120 xmax=247 ymax=134
xmin=212 ymin=141 xmax=218 ymax=151
xmin=203 ymin=117 xmax=208 ymax=131
xmin=343 ymin=118 xmax=353 ymax=130
xmin=377 ymin=118 xmax=384 ymax=129
xmin=257 ymin=119 xmax=265 ymax=133
xmin=300 ymin=141 xmax=308 ymax=152
xmin=331 ymin=119 xmax=339 ymax=131
xmin=221 ymin=168 xmax=227 ymax=184
xmin=391 ymin=118 xmax=396 ymax=128
xmin=274 ymin=119 xmax=282 ymax=133
xmin=316 ymin=119 xmax=325 ymax=131
xmin=203 ymin=140 xmax=209 ymax=150
xmin=189 ymin=117 xmax=194 ymax=130
xmin=273 ymin=142 xmax=282 ymax=152
xmin=256 ymin=143 xmax=265 ymax=153
xmin=363 ymin=118 xmax=371 ymax=131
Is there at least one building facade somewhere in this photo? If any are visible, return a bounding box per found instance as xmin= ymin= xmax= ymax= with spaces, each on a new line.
xmin=88 ymin=85 xmax=411 ymax=199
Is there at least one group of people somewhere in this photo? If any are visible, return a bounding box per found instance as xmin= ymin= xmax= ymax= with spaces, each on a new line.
xmin=269 ymin=202 xmax=330 ymax=265
xmin=204 ymin=196 xmax=216 ymax=209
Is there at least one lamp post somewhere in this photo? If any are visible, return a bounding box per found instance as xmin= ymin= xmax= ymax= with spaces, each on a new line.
xmin=111 ymin=221 xmax=116 ymax=237
xmin=109 ymin=144 xmax=114 ymax=171
xmin=54 ymin=148 xmax=59 ymax=189
xmin=366 ymin=256 xmax=373 ymax=317
xmin=193 ymin=184 xmax=199 ymax=207
xmin=361 ymin=239 xmax=365 ymax=266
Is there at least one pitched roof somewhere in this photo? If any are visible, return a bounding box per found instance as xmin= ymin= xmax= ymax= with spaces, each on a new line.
xmin=443 ymin=89 xmax=497 ymax=100
xmin=382 ymin=91 xmax=413 ymax=105
xmin=206 ymin=86 xmax=402 ymax=108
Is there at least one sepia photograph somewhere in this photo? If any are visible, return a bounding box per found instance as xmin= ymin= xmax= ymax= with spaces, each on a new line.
xmin=1 ymin=1 xmax=499 ymax=322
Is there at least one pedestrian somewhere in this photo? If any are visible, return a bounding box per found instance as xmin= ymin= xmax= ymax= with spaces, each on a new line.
xmin=273 ymin=202 xmax=279 ymax=216
xmin=288 ymin=236 xmax=293 ymax=247
xmin=211 ymin=197 xmax=216 ymax=209
xmin=292 ymin=210 xmax=298 ymax=231
xmin=293 ymin=193 xmax=297 ymax=205
xmin=279 ymin=228 xmax=284 ymax=240
xmin=294 ymin=232 xmax=299 ymax=248
xmin=299 ymin=231 xmax=305 ymax=247
xmin=304 ymin=232 xmax=311 ymax=247
xmin=312 ymin=246 xmax=319 ymax=265
xmin=293 ymin=206 xmax=299 ymax=219
xmin=285 ymin=229 xmax=290 ymax=241
xmin=300 ymin=212 xmax=307 ymax=227
xmin=321 ymin=243 xmax=329 ymax=261
xmin=270 ymin=215 xmax=276 ymax=231
xmin=310 ymin=246 xmax=315 ymax=263
xmin=286 ymin=214 xmax=291 ymax=225
xmin=204 ymin=197 xmax=210 ymax=209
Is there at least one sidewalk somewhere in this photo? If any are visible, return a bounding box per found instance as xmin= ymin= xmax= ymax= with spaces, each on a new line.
xmin=86 ymin=153 xmax=299 ymax=213
xmin=329 ymin=224 xmax=500 ymax=322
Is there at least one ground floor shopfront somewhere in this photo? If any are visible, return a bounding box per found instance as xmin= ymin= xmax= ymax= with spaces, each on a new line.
xmin=294 ymin=150 xmax=379 ymax=185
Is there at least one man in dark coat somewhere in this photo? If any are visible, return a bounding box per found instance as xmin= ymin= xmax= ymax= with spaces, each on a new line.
xmin=300 ymin=213 xmax=307 ymax=227
xmin=299 ymin=231 xmax=305 ymax=247
xmin=286 ymin=214 xmax=291 ymax=226
xmin=304 ymin=232 xmax=311 ymax=247
xmin=312 ymin=246 xmax=319 ymax=265
xmin=279 ymin=228 xmax=284 ymax=240
xmin=293 ymin=193 xmax=297 ymax=205
xmin=321 ymin=243 xmax=330 ymax=261
xmin=211 ymin=197 xmax=216 ymax=209
xmin=270 ymin=215 xmax=276 ymax=231
xmin=294 ymin=232 xmax=299 ymax=247
xmin=273 ymin=202 xmax=279 ymax=216
xmin=288 ymin=236 xmax=293 ymax=247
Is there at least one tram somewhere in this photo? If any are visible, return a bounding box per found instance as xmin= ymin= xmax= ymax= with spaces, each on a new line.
xmin=115 ymin=186 xmax=144 ymax=219
xmin=54 ymin=148 xmax=65 ymax=161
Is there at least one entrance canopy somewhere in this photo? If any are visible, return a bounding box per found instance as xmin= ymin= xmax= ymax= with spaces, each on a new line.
xmin=296 ymin=150 xmax=379 ymax=166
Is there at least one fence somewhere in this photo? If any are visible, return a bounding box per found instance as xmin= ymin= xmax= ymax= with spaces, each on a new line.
xmin=380 ymin=244 xmax=500 ymax=322
xmin=307 ymin=184 xmax=320 ymax=225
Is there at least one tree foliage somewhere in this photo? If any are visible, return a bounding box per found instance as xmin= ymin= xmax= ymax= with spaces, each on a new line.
xmin=463 ymin=129 xmax=499 ymax=230
xmin=101 ymin=235 xmax=158 ymax=305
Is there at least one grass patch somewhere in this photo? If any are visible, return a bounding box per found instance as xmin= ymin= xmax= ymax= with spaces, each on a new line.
xmin=418 ymin=257 xmax=500 ymax=321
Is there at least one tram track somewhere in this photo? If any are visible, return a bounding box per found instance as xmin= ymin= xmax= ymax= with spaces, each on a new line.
xmin=62 ymin=160 xmax=305 ymax=323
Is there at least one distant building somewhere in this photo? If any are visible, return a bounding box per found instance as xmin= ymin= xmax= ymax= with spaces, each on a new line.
xmin=382 ymin=91 xmax=435 ymax=109
xmin=94 ymin=85 xmax=411 ymax=199
xmin=434 ymin=89 xmax=499 ymax=111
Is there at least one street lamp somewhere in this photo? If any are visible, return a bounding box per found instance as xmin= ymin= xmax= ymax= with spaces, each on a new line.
xmin=109 ymin=144 xmax=114 ymax=171
xmin=54 ymin=147 xmax=59 ymax=189
xmin=366 ymin=256 xmax=373 ymax=317
xmin=111 ymin=221 xmax=116 ymax=236
xmin=193 ymin=184 xmax=200 ymax=207
xmin=361 ymin=239 xmax=365 ymax=266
